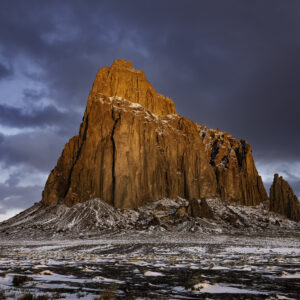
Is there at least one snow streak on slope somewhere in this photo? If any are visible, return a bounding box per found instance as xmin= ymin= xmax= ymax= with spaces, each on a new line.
xmin=0 ymin=198 xmax=299 ymax=240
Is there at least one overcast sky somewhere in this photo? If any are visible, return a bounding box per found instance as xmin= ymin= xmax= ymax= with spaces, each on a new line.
xmin=0 ymin=0 xmax=299 ymax=221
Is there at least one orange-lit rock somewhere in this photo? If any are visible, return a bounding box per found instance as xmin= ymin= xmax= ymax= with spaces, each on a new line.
xmin=42 ymin=60 xmax=217 ymax=208
xmin=42 ymin=59 xmax=268 ymax=209
xmin=87 ymin=59 xmax=176 ymax=116
xmin=270 ymin=174 xmax=300 ymax=221
xmin=197 ymin=126 xmax=268 ymax=206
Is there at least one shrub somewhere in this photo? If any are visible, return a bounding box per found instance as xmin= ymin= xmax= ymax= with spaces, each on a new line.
xmin=36 ymin=296 xmax=50 ymax=300
xmin=0 ymin=289 xmax=5 ymax=300
xmin=18 ymin=294 xmax=34 ymax=300
xmin=18 ymin=293 xmax=50 ymax=300
xmin=12 ymin=275 xmax=32 ymax=287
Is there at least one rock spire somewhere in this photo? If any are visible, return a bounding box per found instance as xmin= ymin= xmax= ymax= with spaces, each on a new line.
xmin=42 ymin=59 xmax=268 ymax=210
xmin=270 ymin=174 xmax=300 ymax=221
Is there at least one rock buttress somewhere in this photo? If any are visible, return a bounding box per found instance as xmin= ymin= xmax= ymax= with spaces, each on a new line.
xmin=198 ymin=126 xmax=268 ymax=206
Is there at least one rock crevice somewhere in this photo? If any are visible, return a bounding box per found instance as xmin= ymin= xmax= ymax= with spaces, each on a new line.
xmin=111 ymin=110 xmax=121 ymax=207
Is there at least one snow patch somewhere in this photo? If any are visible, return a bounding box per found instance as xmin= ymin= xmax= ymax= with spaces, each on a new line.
xmin=144 ymin=271 xmax=164 ymax=277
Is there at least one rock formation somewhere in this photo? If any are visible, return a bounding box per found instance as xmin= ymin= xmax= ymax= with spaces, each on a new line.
xmin=270 ymin=174 xmax=300 ymax=221
xmin=198 ymin=126 xmax=268 ymax=206
xmin=88 ymin=59 xmax=176 ymax=116
xmin=187 ymin=199 xmax=214 ymax=219
xmin=42 ymin=59 xmax=267 ymax=209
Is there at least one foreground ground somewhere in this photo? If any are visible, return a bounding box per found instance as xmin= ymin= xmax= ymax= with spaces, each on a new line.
xmin=0 ymin=232 xmax=299 ymax=299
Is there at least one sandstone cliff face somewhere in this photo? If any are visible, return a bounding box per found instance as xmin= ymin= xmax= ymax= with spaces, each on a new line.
xmin=197 ymin=126 xmax=268 ymax=206
xmin=42 ymin=59 xmax=267 ymax=209
xmin=87 ymin=59 xmax=176 ymax=116
xmin=270 ymin=174 xmax=300 ymax=221
xmin=43 ymin=59 xmax=216 ymax=208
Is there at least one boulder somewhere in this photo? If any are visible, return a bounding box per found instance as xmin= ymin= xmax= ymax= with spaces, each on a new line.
xmin=187 ymin=199 xmax=214 ymax=219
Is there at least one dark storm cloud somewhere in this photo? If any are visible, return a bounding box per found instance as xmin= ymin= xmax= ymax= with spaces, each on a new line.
xmin=0 ymin=63 xmax=12 ymax=80
xmin=23 ymin=89 xmax=45 ymax=103
xmin=0 ymin=0 xmax=300 ymax=216
xmin=294 ymin=182 xmax=300 ymax=199
xmin=0 ymin=132 xmax=67 ymax=171
xmin=0 ymin=182 xmax=43 ymax=213
xmin=0 ymin=133 xmax=4 ymax=144
xmin=0 ymin=103 xmax=82 ymax=133
xmin=0 ymin=164 xmax=47 ymax=217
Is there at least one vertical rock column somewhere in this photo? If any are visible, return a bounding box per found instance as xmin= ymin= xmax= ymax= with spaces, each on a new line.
xmin=270 ymin=174 xmax=300 ymax=221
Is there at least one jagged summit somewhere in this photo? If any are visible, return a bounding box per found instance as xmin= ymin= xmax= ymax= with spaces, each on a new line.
xmin=42 ymin=59 xmax=268 ymax=210
xmin=88 ymin=59 xmax=176 ymax=116
xmin=111 ymin=59 xmax=135 ymax=69
xmin=198 ymin=125 xmax=268 ymax=206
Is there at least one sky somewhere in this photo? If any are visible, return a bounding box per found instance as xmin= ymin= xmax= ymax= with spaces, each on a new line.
xmin=0 ymin=0 xmax=299 ymax=221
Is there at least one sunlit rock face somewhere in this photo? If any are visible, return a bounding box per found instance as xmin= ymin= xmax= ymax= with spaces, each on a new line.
xmin=270 ymin=174 xmax=300 ymax=221
xmin=198 ymin=126 xmax=268 ymax=206
xmin=88 ymin=59 xmax=177 ymax=116
xmin=42 ymin=59 xmax=267 ymax=209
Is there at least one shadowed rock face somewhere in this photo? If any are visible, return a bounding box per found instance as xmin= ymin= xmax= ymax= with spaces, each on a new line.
xmin=42 ymin=59 xmax=267 ymax=209
xmin=198 ymin=126 xmax=268 ymax=206
xmin=187 ymin=199 xmax=214 ymax=219
xmin=270 ymin=174 xmax=300 ymax=221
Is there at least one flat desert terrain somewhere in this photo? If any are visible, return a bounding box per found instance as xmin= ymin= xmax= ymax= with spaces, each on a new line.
xmin=0 ymin=233 xmax=299 ymax=299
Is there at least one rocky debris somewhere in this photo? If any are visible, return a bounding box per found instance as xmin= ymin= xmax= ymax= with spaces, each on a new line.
xmin=270 ymin=174 xmax=300 ymax=221
xmin=197 ymin=125 xmax=268 ymax=206
xmin=42 ymin=59 xmax=268 ymax=210
xmin=187 ymin=198 xmax=214 ymax=219
xmin=0 ymin=198 xmax=299 ymax=240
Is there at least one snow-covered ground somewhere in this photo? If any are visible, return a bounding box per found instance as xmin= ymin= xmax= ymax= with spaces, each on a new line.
xmin=0 ymin=198 xmax=299 ymax=298
xmin=0 ymin=233 xmax=299 ymax=299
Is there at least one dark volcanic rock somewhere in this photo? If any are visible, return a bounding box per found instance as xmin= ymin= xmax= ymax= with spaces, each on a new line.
xmin=270 ymin=174 xmax=300 ymax=221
